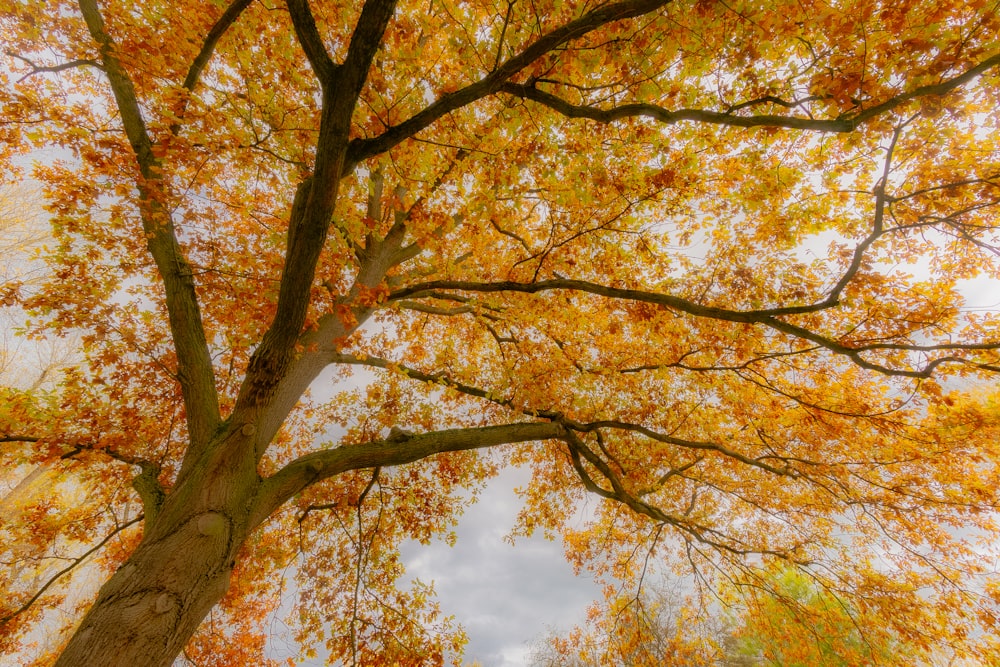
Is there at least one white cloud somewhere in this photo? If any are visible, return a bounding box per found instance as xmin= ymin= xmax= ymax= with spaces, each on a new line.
xmin=401 ymin=466 xmax=602 ymax=667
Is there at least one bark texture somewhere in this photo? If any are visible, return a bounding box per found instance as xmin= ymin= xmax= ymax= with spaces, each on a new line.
xmin=54 ymin=427 xmax=260 ymax=667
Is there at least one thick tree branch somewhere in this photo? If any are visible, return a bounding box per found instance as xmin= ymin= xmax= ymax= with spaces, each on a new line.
xmin=330 ymin=352 xmax=802 ymax=478
xmin=500 ymin=82 xmax=856 ymax=132
xmin=388 ymin=279 xmax=1000 ymax=377
xmin=0 ymin=434 xmax=41 ymax=443
xmin=286 ymin=0 xmax=339 ymax=87
xmin=340 ymin=0 xmax=400 ymax=96
xmin=250 ymin=421 xmax=564 ymax=527
xmin=76 ymin=0 xmax=156 ymax=175
xmin=182 ymin=0 xmax=255 ymax=92
xmin=344 ymin=0 xmax=674 ymax=170
xmin=238 ymin=0 xmax=399 ymax=412
xmin=390 ymin=278 xmax=838 ymax=319
xmin=499 ymin=52 xmax=1000 ymax=132
xmin=237 ymin=224 xmax=417 ymax=464
xmin=78 ymin=0 xmax=220 ymax=448
xmin=131 ymin=461 xmax=166 ymax=521
xmin=240 ymin=0 xmax=668 ymax=419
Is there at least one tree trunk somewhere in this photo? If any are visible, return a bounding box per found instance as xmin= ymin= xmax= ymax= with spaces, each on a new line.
xmin=55 ymin=431 xmax=259 ymax=667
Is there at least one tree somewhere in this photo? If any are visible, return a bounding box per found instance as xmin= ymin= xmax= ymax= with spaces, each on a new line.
xmin=531 ymin=566 xmax=912 ymax=667
xmin=725 ymin=565 xmax=909 ymax=667
xmin=2 ymin=0 xmax=1000 ymax=664
xmin=529 ymin=580 xmax=738 ymax=666
xmin=0 ymin=183 xmax=73 ymax=390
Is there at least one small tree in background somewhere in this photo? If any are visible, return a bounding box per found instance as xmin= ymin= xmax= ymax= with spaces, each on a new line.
xmin=530 ymin=580 xmax=735 ymax=666
xmin=533 ymin=566 xmax=913 ymax=667
xmin=725 ymin=565 xmax=909 ymax=667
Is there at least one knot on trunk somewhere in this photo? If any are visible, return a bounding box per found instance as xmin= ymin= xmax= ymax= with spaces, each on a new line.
xmin=196 ymin=512 xmax=229 ymax=539
xmin=153 ymin=592 xmax=177 ymax=614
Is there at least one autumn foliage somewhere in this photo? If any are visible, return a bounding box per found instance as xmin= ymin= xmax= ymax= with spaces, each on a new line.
xmin=2 ymin=0 xmax=1000 ymax=664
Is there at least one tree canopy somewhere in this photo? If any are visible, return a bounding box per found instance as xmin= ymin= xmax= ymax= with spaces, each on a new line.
xmin=2 ymin=0 xmax=1000 ymax=664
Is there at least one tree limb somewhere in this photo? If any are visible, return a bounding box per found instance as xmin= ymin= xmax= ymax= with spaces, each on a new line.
xmin=5 ymin=51 xmax=102 ymax=82
xmin=78 ymin=0 xmax=220 ymax=449
xmin=499 ymin=52 xmax=1000 ymax=133
xmin=0 ymin=435 xmax=41 ymax=443
xmin=238 ymin=0 xmax=399 ymax=412
xmin=330 ymin=351 xmax=518 ymax=409
xmin=131 ymin=461 xmax=166 ymax=521
xmin=561 ymin=429 xmax=803 ymax=559
xmin=344 ymin=0 xmax=675 ymax=171
xmin=250 ymin=421 xmax=564 ymax=527
xmin=286 ymin=0 xmax=339 ymax=88
xmin=568 ymin=419 xmax=793 ymax=477
xmin=388 ymin=279 xmax=1000 ymax=377
xmin=330 ymin=352 xmax=802 ymax=478
xmin=390 ymin=278 xmax=839 ymax=319
xmin=182 ymin=0 xmax=255 ymax=92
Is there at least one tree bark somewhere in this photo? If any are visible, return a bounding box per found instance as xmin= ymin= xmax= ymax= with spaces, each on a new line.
xmin=54 ymin=429 xmax=260 ymax=667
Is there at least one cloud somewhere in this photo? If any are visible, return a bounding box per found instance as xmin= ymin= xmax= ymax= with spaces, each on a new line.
xmin=401 ymin=466 xmax=602 ymax=667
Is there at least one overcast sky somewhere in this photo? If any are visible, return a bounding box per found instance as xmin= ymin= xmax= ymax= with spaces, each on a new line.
xmin=263 ymin=464 xmax=603 ymax=667
xmin=262 ymin=358 xmax=603 ymax=666
xmin=400 ymin=466 xmax=603 ymax=667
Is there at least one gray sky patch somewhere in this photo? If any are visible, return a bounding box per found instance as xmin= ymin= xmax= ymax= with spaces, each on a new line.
xmin=401 ymin=466 xmax=602 ymax=667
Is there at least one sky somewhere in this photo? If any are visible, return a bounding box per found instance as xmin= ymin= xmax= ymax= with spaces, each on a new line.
xmin=255 ymin=364 xmax=605 ymax=667
xmin=399 ymin=466 xmax=603 ymax=667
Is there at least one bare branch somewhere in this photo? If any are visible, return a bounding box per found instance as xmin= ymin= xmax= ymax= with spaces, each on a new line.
xmin=493 ymin=1 xmax=516 ymax=72
xmin=0 ymin=515 xmax=144 ymax=628
xmin=51 ymin=442 xmax=166 ymax=517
